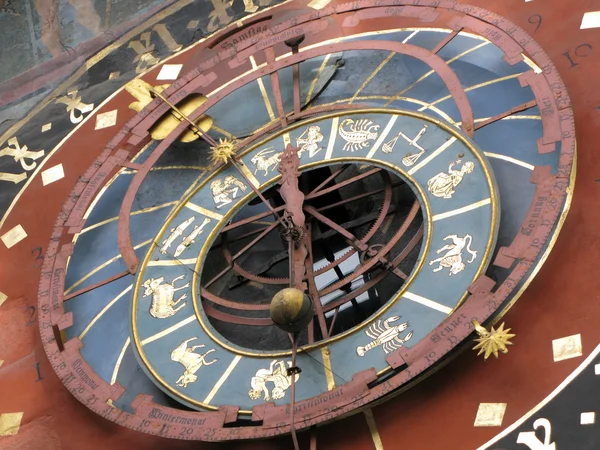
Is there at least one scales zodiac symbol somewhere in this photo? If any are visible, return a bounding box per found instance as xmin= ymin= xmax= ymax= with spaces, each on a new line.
xmin=382 ymin=124 xmax=428 ymax=166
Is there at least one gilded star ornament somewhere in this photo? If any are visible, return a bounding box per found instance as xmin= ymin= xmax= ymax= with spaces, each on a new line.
xmin=210 ymin=138 xmax=237 ymax=166
xmin=472 ymin=320 xmax=515 ymax=360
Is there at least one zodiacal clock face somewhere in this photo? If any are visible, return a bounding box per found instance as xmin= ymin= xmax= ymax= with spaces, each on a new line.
xmin=4 ymin=0 xmax=596 ymax=448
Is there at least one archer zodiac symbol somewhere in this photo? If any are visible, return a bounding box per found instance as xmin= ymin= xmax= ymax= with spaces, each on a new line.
xmin=171 ymin=337 xmax=217 ymax=388
xmin=296 ymin=125 xmax=324 ymax=158
xmin=248 ymin=360 xmax=299 ymax=401
xmin=338 ymin=118 xmax=380 ymax=152
xmin=210 ymin=175 xmax=247 ymax=208
xmin=382 ymin=124 xmax=428 ymax=166
xmin=356 ymin=316 xmax=413 ymax=356
xmin=160 ymin=217 xmax=195 ymax=254
xmin=174 ymin=217 xmax=211 ymax=257
xmin=427 ymin=160 xmax=475 ymax=199
xmin=143 ymin=275 xmax=189 ymax=319
xmin=251 ymin=147 xmax=282 ymax=176
xmin=429 ymin=234 xmax=478 ymax=276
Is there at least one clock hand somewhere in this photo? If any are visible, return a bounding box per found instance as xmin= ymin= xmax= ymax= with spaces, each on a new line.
xmin=278 ymin=144 xmax=308 ymax=290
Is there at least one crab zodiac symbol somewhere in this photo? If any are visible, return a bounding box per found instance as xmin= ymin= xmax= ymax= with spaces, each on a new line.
xmin=338 ymin=118 xmax=380 ymax=152
xmin=171 ymin=337 xmax=217 ymax=388
xmin=143 ymin=275 xmax=189 ymax=319
xmin=251 ymin=147 xmax=282 ymax=176
xmin=429 ymin=234 xmax=477 ymax=276
xmin=356 ymin=316 xmax=413 ymax=356
xmin=210 ymin=175 xmax=247 ymax=209
xmin=248 ymin=360 xmax=299 ymax=401
xmin=296 ymin=125 xmax=324 ymax=158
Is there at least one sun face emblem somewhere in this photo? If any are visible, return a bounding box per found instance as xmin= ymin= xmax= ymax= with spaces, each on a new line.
xmin=210 ymin=138 xmax=237 ymax=166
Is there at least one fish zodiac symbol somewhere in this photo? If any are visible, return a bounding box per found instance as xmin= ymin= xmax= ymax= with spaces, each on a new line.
xmin=356 ymin=316 xmax=413 ymax=356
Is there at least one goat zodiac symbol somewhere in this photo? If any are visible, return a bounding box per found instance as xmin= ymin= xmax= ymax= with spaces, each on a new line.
xmin=171 ymin=337 xmax=217 ymax=388
xmin=356 ymin=316 xmax=413 ymax=356
xmin=248 ymin=360 xmax=299 ymax=401
xmin=429 ymin=234 xmax=477 ymax=276
xmin=339 ymin=118 xmax=380 ymax=152
xmin=210 ymin=175 xmax=247 ymax=208
xmin=143 ymin=275 xmax=189 ymax=319
xmin=296 ymin=125 xmax=324 ymax=158
xmin=251 ymin=147 xmax=282 ymax=176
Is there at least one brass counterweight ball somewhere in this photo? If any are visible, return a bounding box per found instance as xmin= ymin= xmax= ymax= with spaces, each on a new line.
xmin=270 ymin=288 xmax=314 ymax=334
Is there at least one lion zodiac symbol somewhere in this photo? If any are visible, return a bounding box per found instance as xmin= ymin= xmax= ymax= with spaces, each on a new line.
xmin=429 ymin=234 xmax=477 ymax=276
xmin=171 ymin=337 xmax=217 ymax=388
xmin=143 ymin=275 xmax=189 ymax=319
xmin=210 ymin=175 xmax=247 ymax=209
xmin=248 ymin=360 xmax=299 ymax=401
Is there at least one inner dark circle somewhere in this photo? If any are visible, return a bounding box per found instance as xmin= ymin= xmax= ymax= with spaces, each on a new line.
xmin=199 ymin=163 xmax=424 ymax=352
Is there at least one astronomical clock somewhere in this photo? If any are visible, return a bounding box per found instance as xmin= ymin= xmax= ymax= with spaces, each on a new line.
xmin=3 ymin=0 xmax=600 ymax=449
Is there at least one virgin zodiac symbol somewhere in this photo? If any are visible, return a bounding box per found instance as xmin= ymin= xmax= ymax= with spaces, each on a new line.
xmin=338 ymin=118 xmax=380 ymax=152
xmin=356 ymin=316 xmax=413 ymax=356
xmin=429 ymin=234 xmax=477 ymax=276
xmin=248 ymin=360 xmax=299 ymax=401
xmin=171 ymin=337 xmax=217 ymax=388
xmin=427 ymin=160 xmax=475 ymax=199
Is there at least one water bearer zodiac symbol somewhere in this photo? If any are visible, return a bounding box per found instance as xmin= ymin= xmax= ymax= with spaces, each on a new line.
xmin=251 ymin=147 xmax=282 ymax=176
xmin=248 ymin=360 xmax=299 ymax=401
xmin=429 ymin=234 xmax=477 ymax=276
xmin=210 ymin=175 xmax=247 ymax=209
xmin=356 ymin=316 xmax=413 ymax=356
xmin=296 ymin=125 xmax=324 ymax=158
xmin=382 ymin=124 xmax=429 ymax=166
xmin=339 ymin=118 xmax=380 ymax=152
xmin=143 ymin=275 xmax=189 ymax=319
xmin=171 ymin=337 xmax=217 ymax=388
xmin=427 ymin=160 xmax=475 ymax=199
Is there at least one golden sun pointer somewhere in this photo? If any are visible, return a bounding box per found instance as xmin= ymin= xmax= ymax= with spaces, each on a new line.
xmin=472 ymin=321 xmax=515 ymax=360
xmin=210 ymin=138 xmax=237 ymax=166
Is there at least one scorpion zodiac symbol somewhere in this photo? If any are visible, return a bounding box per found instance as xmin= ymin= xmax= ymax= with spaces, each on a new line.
xmin=338 ymin=118 xmax=380 ymax=152
xmin=356 ymin=316 xmax=413 ymax=356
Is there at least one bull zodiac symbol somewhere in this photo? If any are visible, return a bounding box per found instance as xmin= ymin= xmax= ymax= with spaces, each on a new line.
xmin=429 ymin=234 xmax=477 ymax=276
xmin=143 ymin=275 xmax=189 ymax=319
xmin=427 ymin=160 xmax=475 ymax=199
xmin=210 ymin=175 xmax=247 ymax=209
xmin=171 ymin=337 xmax=217 ymax=388
xmin=248 ymin=360 xmax=299 ymax=401
xmin=251 ymin=147 xmax=282 ymax=176
xmin=338 ymin=118 xmax=380 ymax=152
xmin=296 ymin=125 xmax=324 ymax=158
xmin=356 ymin=316 xmax=413 ymax=356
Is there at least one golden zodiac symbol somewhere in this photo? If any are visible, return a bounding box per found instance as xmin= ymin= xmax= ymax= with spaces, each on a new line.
xmin=356 ymin=316 xmax=412 ymax=356
xmin=251 ymin=147 xmax=282 ymax=176
xmin=211 ymin=175 xmax=247 ymax=208
xmin=427 ymin=160 xmax=475 ymax=199
xmin=171 ymin=337 xmax=217 ymax=388
xmin=296 ymin=125 xmax=324 ymax=158
xmin=160 ymin=217 xmax=195 ymax=254
xmin=143 ymin=275 xmax=189 ymax=319
xmin=248 ymin=360 xmax=299 ymax=401
xmin=381 ymin=124 xmax=428 ymax=166
xmin=339 ymin=118 xmax=380 ymax=152
xmin=429 ymin=234 xmax=477 ymax=276
xmin=175 ymin=217 xmax=211 ymax=257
